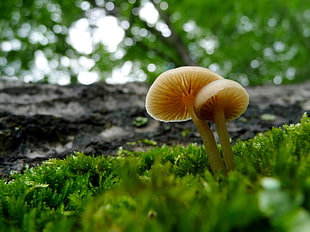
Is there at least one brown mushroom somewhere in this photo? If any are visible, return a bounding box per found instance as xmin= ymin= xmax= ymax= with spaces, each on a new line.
xmin=145 ymin=66 xmax=225 ymax=173
xmin=194 ymin=79 xmax=249 ymax=171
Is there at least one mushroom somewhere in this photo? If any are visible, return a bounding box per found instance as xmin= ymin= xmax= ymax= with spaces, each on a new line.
xmin=145 ymin=66 xmax=225 ymax=173
xmin=194 ymin=79 xmax=249 ymax=171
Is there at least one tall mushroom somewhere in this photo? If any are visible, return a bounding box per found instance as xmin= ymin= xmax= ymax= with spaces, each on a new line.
xmin=145 ymin=66 xmax=225 ymax=173
xmin=194 ymin=79 xmax=249 ymax=171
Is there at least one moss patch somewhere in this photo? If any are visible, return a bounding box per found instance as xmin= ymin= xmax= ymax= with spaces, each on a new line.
xmin=0 ymin=114 xmax=309 ymax=231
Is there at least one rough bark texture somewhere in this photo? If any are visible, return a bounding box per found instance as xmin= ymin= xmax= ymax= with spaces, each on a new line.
xmin=0 ymin=80 xmax=309 ymax=177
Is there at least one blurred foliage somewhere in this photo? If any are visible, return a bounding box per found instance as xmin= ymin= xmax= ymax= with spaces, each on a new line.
xmin=0 ymin=0 xmax=309 ymax=85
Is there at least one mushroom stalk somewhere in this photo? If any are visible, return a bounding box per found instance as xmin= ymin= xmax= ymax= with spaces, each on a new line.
xmin=214 ymin=108 xmax=235 ymax=171
xmin=188 ymin=105 xmax=225 ymax=173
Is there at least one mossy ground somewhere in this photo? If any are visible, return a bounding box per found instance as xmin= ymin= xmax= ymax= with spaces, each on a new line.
xmin=0 ymin=114 xmax=309 ymax=232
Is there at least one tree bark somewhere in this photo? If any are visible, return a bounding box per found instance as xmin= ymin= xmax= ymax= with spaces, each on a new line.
xmin=0 ymin=80 xmax=309 ymax=177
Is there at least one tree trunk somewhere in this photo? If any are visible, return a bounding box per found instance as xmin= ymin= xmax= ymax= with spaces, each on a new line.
xmin=0 ymin=80 xmax=309 ymax=177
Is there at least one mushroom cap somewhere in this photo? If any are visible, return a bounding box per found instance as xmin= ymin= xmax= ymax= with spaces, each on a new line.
xmin=146 ymin=66 xmax=224 ymax=122
xmin=194 ymin=79 xmax=249 ymax=122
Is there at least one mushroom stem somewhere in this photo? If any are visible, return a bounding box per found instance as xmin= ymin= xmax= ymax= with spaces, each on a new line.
xmin=214 ymin=108 xmax=235 ymax=171
xmin=188 ymin=106 xmax=225 ymax=173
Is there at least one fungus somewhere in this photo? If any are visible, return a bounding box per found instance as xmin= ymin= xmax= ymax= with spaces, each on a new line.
xmin=145 ymin=66 xmax=225 ymax=173
xmin=194 ymin=79 xmax=249 ymax=171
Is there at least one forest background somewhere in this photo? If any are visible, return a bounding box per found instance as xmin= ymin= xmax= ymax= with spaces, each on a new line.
xmin=1 ymin=0 xmax=310 ymax=86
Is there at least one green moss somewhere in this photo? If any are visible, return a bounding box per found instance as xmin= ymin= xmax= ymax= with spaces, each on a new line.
xmin=0 ymin=114 xmax=309 ymax=231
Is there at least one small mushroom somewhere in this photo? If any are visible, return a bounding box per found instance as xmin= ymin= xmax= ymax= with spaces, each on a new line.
xmin=194 ymin=79 xmax=249 ymax=171
xmin=145 ymin=66 xmax=225 ymax=173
